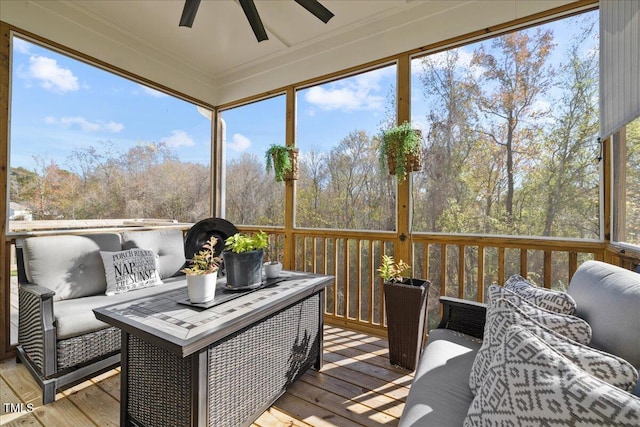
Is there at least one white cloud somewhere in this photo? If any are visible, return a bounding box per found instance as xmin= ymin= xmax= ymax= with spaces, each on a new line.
xmin=13 ymin=38 xmax=31 ymax=55
xmin=45 ymin=116 xmax=124 ymax=133
xmin=28 ymin=56 xmax=79 ymax=93
xmin=162 ymin=130 xmax=194 ymax=147
xmin=140 ymin=85 xmax=168 ymax=98
xmin=304 ymin=66 xmax=394 ymax=113
xmin=227 ymin=133 xmax=251 ymax=152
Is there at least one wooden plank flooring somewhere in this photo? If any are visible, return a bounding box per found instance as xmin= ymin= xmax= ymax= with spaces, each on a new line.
xmin=0 ymin=326 xmax=413 ymax=426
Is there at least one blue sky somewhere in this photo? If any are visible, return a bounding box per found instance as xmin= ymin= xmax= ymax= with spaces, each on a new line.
xmin=10 ymin=10 xmax=596 ymax=172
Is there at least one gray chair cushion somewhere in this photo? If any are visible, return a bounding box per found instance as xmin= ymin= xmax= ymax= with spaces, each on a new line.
xmin=399 ymin=329 xmax=482 ymax=427
xmin=54 ymin=276 xmax=187 ymax=339
xmin=568 ymin=260 xmax=640 ymax=369
xmin=121 ymin=229 xmax=186 ymax=279
xmin=23 ymin=233 xmax=122 ymax=301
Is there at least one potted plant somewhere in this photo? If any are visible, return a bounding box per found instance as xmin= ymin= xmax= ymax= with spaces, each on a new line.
xmin=182 ymin=236 xmax=221 ymax=303
xmin=264 ymin=236 xmax=283 ymax=279
xmin=222 ymin=231 xmax=268 ymax=288
xmin=265 ymin=144 xmax=299 ymax=182
xmin=378 ymin=255 xmax=430 ymax=371
xmin=378 ymin=121 xmax=422 ymax=181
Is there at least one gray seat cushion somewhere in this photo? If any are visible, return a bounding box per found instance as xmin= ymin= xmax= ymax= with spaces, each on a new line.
xmin=54 ymin=276 xmax=187 ymax=339
xmin=24 ymin=233 xmax=122 ymax=301
xmin=121 ymin=229 xmax=186 ymax=279
xmin=399 ymin=328 xmax=482 ymax=427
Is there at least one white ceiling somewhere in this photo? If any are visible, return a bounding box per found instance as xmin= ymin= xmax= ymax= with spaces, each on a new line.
xmin=1 ymin=0 xmax=577 ymax=106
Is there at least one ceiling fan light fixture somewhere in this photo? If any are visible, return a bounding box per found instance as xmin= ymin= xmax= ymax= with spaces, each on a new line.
xmin=179 ymin=0 xmax=201 ymax=28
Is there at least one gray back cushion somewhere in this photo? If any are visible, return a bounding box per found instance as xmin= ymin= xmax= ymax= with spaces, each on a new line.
xmin=121 ymin=229 xmax=185 ymax=279
xmin=568 ymin=260 xmax=640 ymax=369
xmin=23 ymin=233 xmax=122 ymax=301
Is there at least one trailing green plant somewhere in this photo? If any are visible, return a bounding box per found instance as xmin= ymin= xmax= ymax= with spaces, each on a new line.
xmin=265 ymin=144 xmax=296 ymax=182
xmin=224 ymin=231 xmax=269 ymax=254
xmin=378 ymin=121 xmax=422 ymax=181
xmin=377 ymin=255 xmax=411 ymax=283
xmin=182 ymin=236 xmax=221 ymax=275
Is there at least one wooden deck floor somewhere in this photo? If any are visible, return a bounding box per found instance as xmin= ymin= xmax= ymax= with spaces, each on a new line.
xmin=0 ymin=326 xmax=414 ymax=426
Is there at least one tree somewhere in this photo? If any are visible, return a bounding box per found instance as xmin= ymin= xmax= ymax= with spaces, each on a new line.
xmin=471 ymin=29 xmax=555 ymax=227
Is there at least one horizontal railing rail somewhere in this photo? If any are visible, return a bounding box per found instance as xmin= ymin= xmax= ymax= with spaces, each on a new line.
xmin=242 ymin=227 xmax=606 ymax=334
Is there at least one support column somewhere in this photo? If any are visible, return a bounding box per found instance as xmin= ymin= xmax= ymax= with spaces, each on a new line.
xmin=395 ymin=54 xmax=413 ymax=266
xmin=284 ymin=87 xmax=296 ymax=270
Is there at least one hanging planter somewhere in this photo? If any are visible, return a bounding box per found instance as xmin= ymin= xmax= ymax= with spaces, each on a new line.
xmin=378 ymin=122 xmax=423 ymax=181
xmin=265 ymin=144 xmax=299 ymax=182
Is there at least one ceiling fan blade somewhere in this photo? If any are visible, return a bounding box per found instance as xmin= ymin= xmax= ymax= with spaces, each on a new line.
xmin=294 ymin=0 xmax=334 ymax=24
xmin=179 ymin=0 xmax=201 ymax=28
xmin=238 ymin=0 xmax=269 ymax=42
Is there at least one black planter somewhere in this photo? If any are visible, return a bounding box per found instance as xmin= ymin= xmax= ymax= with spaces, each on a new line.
xmin=222 ymin=249 xmax=264 ymax=289
xmin=384 ymin=278 xmax=430 ymax=371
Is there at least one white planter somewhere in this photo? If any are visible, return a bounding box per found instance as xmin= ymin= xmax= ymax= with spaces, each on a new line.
xmin=187 ymin=272 xmax=217 ymax=303
xmin=264 ymin=261 xmax=282 ymax=279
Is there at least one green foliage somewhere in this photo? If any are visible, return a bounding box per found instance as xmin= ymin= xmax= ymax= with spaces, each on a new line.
xmin=182 ymin=236 xmax=221 ymax=275
xmin=265 ymin=144 xmax=295 ymax=182
xmin=378 ymin=121 xmax=421 ymax=181
xmin=377 ymin=255 xmax=411 ymax=283
xmin=224 ymin=231 xmax=268 ymax=254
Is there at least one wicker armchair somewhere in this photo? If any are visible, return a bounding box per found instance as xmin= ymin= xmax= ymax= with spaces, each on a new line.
xmin=436 ymin=296 xmax=487 ymax=339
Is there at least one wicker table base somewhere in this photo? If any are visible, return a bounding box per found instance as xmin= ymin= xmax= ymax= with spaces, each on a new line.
xmin=94 ymin=272 xmax=332 ymax=427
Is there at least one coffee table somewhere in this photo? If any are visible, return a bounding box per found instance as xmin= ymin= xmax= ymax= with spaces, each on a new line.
xmin=94 ymin=271 xmax=333 ymax=427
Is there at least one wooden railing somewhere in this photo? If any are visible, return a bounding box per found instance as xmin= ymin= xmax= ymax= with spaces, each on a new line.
xmin=242 ymin=227 xmax=605 ymax=336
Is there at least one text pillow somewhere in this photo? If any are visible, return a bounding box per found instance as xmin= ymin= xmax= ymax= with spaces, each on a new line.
xmin=464 ymin=326 xmax=640 ymax=427
xmin=100 ymin=249 xmax=163 ymax=296
xmin=469 ymin=297 xmax=593 ymax=394
xmin=504 ymin=274 xmax=577 ymax=314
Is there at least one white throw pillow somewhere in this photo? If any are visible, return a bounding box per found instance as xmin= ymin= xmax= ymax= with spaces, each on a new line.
xmin=464 ymin=326 xmax=640 ymax=427
xmin=487 ymin=284 xmax=592 ymax=342
xmin=504 ymin=274 xmax=577 ymax=315
xmin=100 ymin=248 xmax=163 ymax=295
xmin=469 ymin=297 xmax=594 ymax=395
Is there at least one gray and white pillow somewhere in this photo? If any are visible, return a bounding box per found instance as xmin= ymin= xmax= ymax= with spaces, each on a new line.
xmin=504 ymin=274 xmax=577 ymax=314
xmin=469 ymin=298 xmax=595 ymax=394
xmin=464 ymin=326 xmax=640 ymax=427
xmin=487 ymin=284 xmax=592 ymax=342
xmin=100 ymin=248 xmax=163 ymax=295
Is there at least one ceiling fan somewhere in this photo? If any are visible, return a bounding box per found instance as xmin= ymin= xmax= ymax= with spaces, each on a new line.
xmin=179 ymin=0 xmax=335 ymax=42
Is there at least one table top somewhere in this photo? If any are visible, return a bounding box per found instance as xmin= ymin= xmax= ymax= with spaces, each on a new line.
xmin=94 ymin=271 xmax=333 ymax=357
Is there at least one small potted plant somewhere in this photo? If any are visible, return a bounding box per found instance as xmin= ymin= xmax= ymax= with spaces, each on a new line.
xmin=378 ymin=255 xmax=430 ymax=371
xmin=182 ymin=236 xmax=221 ymax=303
xmin=223 ymin=231 xmax=269 ymax=288
xmin=265 ymin=144 xmax=299 ymax=182
xmin=378 ymin=121 xmax=422 ymax=181
xmin=264 ymin=236 xmax=283 ymax=279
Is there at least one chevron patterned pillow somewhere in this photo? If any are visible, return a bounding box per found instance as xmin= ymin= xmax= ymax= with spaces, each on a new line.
xmin=504 ymin=274 xmax=577 ymax=315
xmin=464 ymin=326 xmax=640 ymax=427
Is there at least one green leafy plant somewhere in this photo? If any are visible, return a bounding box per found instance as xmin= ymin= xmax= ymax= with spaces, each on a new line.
xmin=377 ymin=255 xmax=411 ymax=283
xmin=182 ymin=236 xmax=221 ymax=275
xmin=224 ymin=231 xmax=269 ymax=254
xmin=265 ymin=144 xmax=298 ymax=182
xmin=378 ymin=121 xmax=422 ymax=181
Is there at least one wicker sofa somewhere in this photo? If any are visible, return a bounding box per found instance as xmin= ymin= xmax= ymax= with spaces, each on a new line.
xmin=16 ymin=228 xmax=188 ymax=404
xmin=399 ymin=260 xmax=640 ymax=426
